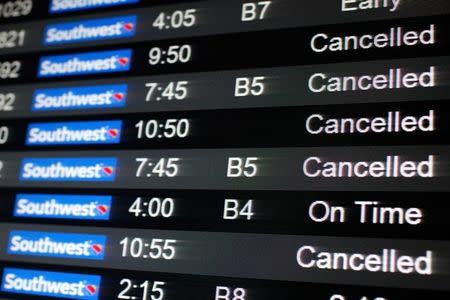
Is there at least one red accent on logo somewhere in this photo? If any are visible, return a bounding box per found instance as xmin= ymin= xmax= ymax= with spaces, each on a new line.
xmin=108 ymin=129 xmax=119 ymax=138
xmin=103 ymin=167 xmax=114 ymax=176
xmin=97 ymin=205 xmax=108 ymax=214
xmin=91 ymin=244 xmax=103 ymax=254
xmin=118 ymin=57 xmax=129 ymax=66
xmin=114 ymin=93 xmax=124 ymax=101
xmin=123 ymin=23 xmax=134 ymax=31
xmin=86 ymin=284 xmax=97 ymax=295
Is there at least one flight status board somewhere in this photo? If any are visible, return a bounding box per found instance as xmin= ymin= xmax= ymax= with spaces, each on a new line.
xmin=0 ymin=0 xmax=449 ymax=299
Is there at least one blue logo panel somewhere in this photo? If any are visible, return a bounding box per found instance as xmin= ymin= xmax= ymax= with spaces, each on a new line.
xmin=7 ymin=231 xmax=107 ymax=260
xmin=2 ymin=268 xmax=101 ymax=299
xmin=19 ymin=157 xmax=118 ymax=182
xmin=38 ymin=49 xmax=132 ymax=78
xmin=32 ymin=84 xmax=128 ymax=111
xmin=50 ymin=0 xmax=140 ymax=14
xmin=26 ymin=120 xmax=123 ymax=145
xmin=44 ymin=15 xmax=137 ymax=45
xmin=14 ymin=194 xmax=112 ymax=220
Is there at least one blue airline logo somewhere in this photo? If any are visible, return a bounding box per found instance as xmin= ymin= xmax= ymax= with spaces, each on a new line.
xmin=14 ymin=194 xmax=112 ymax=220
xmin=2 ymin=268 xmax=101 ymax=299
xmin=26 ymin=120 xmax=122 ymax=146
xmin=7 ymin=231 xmax=107 ymax=260
xmin=32 ymin=84 xmax=128 ymax=111
xmin=44 ymin=15 xmax=137 ymax=45
xmin=38 ymin=49 xmax=132 ymax=78
xmin=50 ymin=0 xmax=139 ymax=14
xmin=20 ymin=157 xmax=117 ymax=182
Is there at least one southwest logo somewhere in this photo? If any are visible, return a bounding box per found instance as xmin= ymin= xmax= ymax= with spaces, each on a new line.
xmin=38 ymin=49 xmax=132 ymax=78
xmin=50 ymin=0 xmax=140 ymax=14
xmin=114 ymin=92 xmax=125 ymax=101
xmin=44 ymin=15 xmax=137 ymax=45
xmin=7 ymin=231 xmax=107 ymax=260
xmin=97 ymin=204 xmax=109 ymax=214
xmin=19 ymin=157 xmax=118 ymax=182
xmin=1 ymin=268 xmax=101 ymax=299
xmin=14 ymin=194 xmax=112 ymax=220
xmin=118 ymin=57 xmax=129 ymax=65
xmin=26 ymin=120 xmax=123 ymax=145
xmin=102 ymin=166 xmax=114 ymax=175
xmin=86 ymin=284 xmax=98 ymax=295
xmin=32 ymin=84 xmax=128 ymax=111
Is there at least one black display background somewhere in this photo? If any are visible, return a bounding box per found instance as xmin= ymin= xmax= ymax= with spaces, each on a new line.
xmin=0 ymin=3 xmax=449 ymax=299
